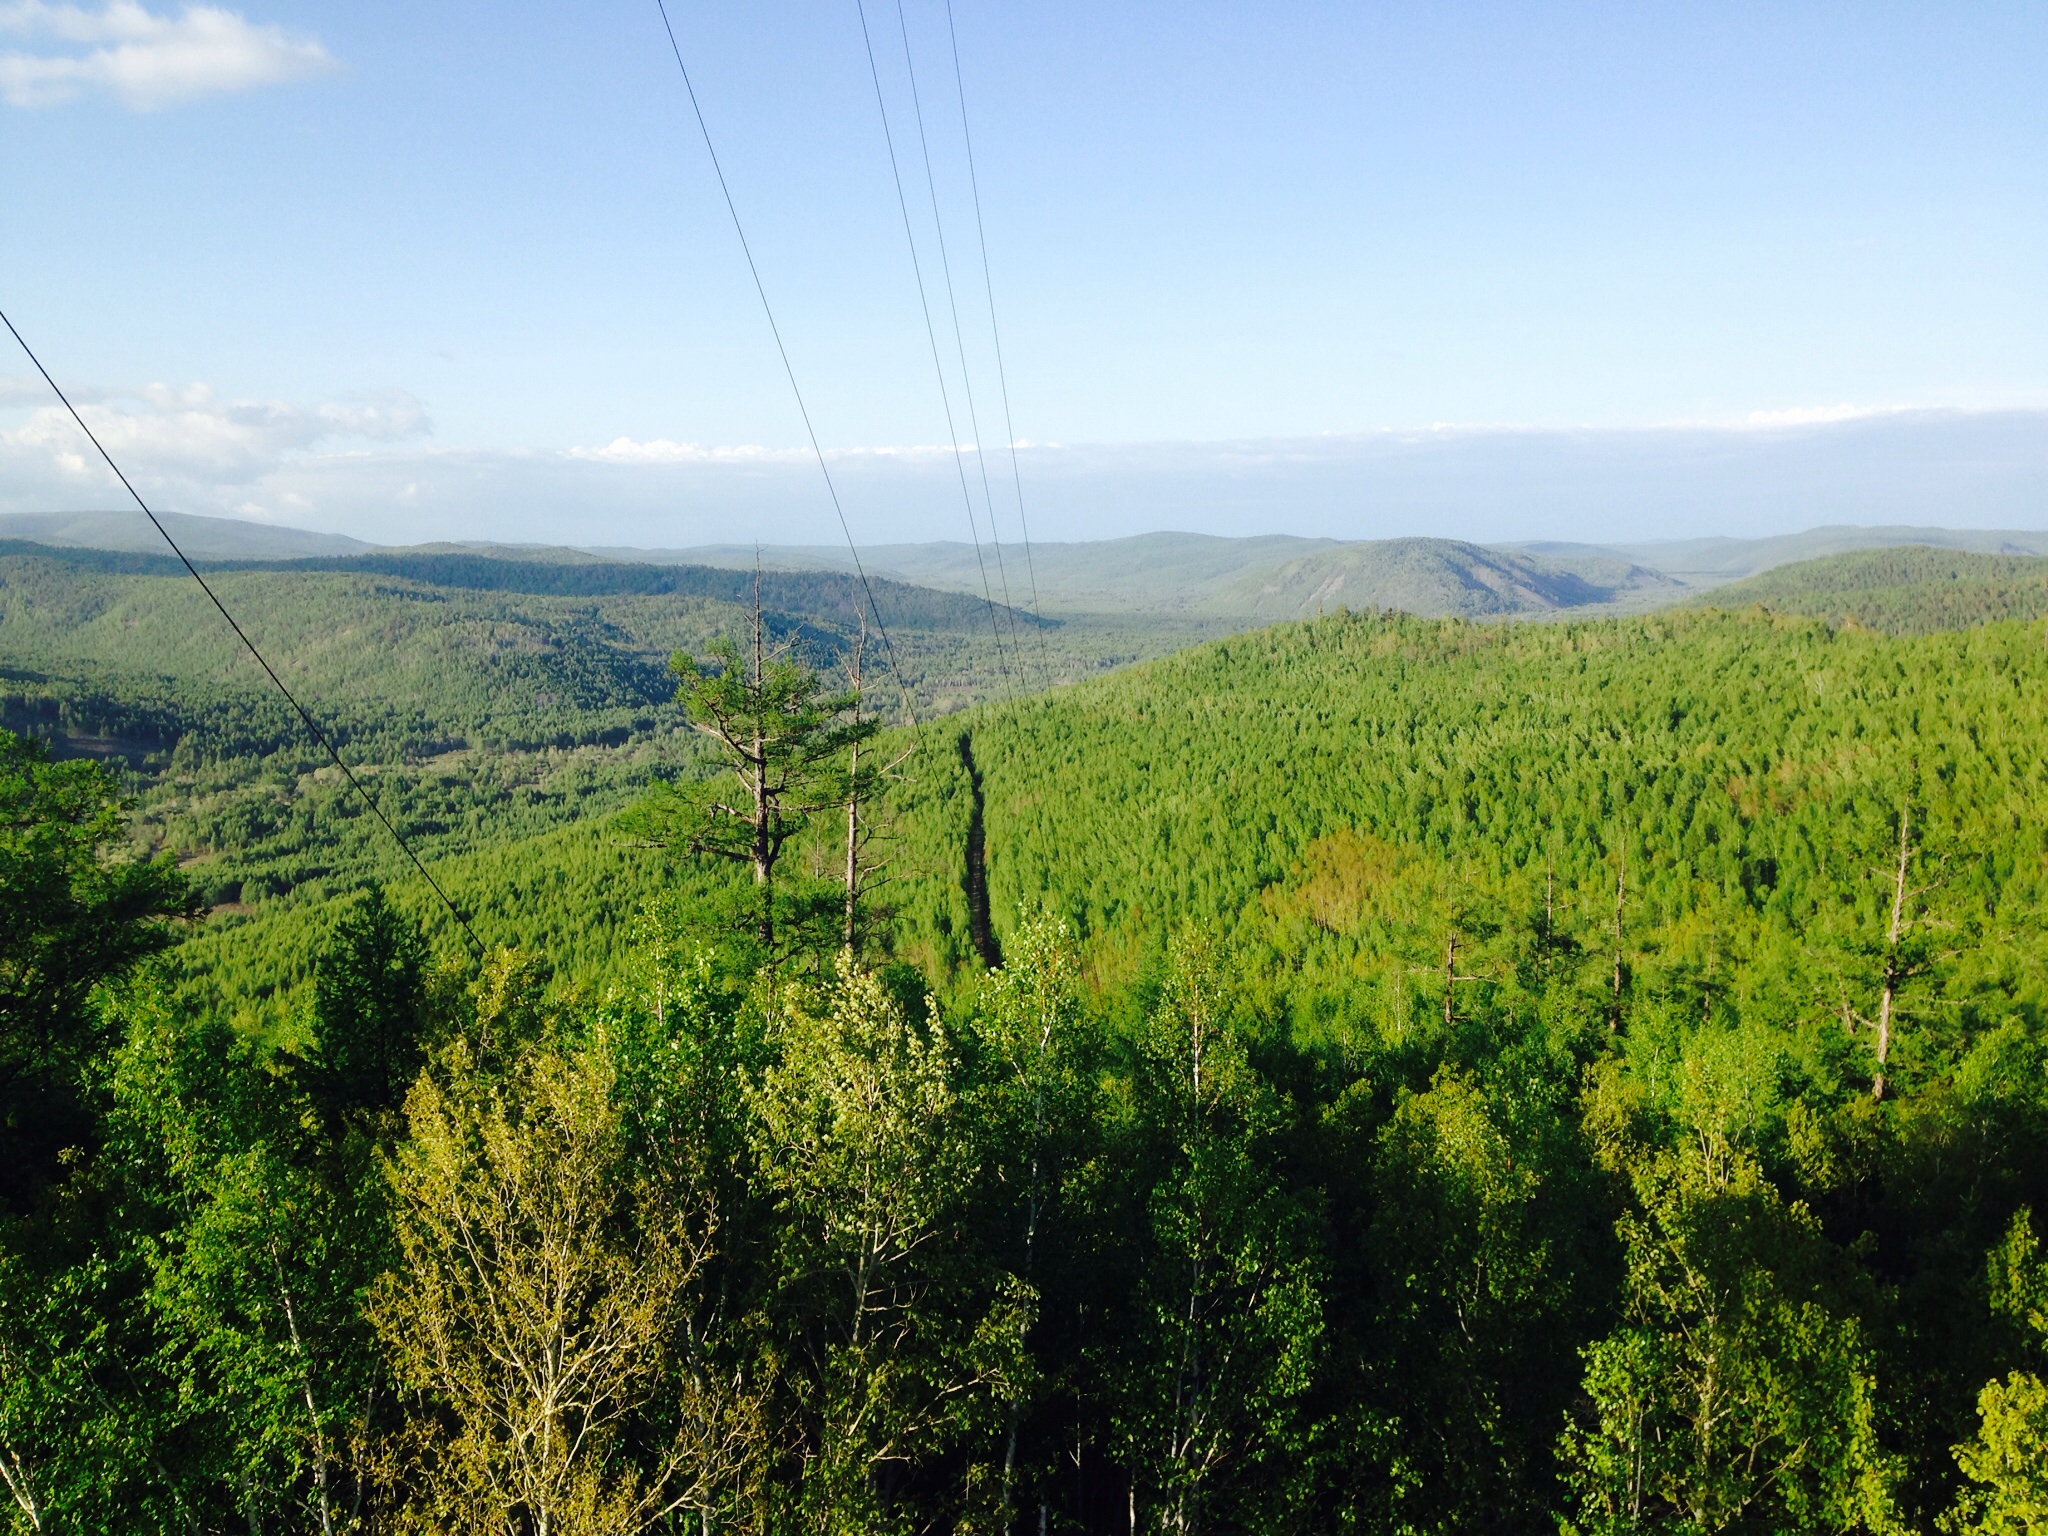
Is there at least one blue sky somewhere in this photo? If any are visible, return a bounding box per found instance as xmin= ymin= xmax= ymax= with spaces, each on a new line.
xmin=3 ymin=1 xmax=2045 ymax=545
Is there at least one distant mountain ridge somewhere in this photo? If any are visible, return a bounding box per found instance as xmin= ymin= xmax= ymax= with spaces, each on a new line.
xmin=0 ymin=509 xmax=373 ymax=559
xmin=599 ymin=526 xmax=2048 ymax=619
xmin=1219 ymin=538 xmax=1684 ymax=620
xmin=10 ymin=510 xmax=2048 ymax=626
xmin=0 ymin=538 xmax=1044 ymax=636
xmin=1525 ymin=524 xmax=2048 ymax=584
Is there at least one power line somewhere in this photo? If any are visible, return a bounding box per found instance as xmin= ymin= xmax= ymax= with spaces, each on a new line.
xmin=888 ymin=0 xmax=1034 ymax=689
xmin=652 ymin=0 xmax=922 ymax=731
xmin=0 ymin=305 xmax=485 ymax=956
xmin=943 ymin=0 xmax=1051 ymax=685
xmin=852 ymin=0 xmax=1017 ymax=701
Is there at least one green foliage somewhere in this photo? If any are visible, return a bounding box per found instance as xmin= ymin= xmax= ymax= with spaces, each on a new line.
xmin=1361 ymin=1066 xmax=1591 ymax=1534
xmin=117 ymin=999 xmax=391 ymax=1534
xmin=305 ymin=887 xmax=431 ymax=1126
xmin=1701 ymin=548 xmax=2048 ymax=635
xmin=1097 ymin=930 xmax=1324 ymax=1533
xmin=1943 ymin=1210 xmax=2048 ymax=1536
xmin=373 ymin=1027 xmax=739 ymax=1535
xmin=1945 ymin=1373 xmax=2048 ymax=1536
xmin=1 ymin=728 xmax=192 ymax=1210
xmin=1564 ymin=1083 xmax=1900 ymax=1536
xmin=12 ymin=570 xmax=2048 ymax=1533
xmin=749 ymin=953 xmax=1026 ymax=1534
xmin=627 ymin=633 xmax=875 ymax=949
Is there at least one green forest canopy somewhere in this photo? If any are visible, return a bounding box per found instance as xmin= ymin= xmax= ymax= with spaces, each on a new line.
xmin=5 ymin=549 xmax=2048 ymax=1532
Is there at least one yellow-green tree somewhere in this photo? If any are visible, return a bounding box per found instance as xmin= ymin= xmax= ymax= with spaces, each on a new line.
xmin=374 ymin=1035 xmax=751 ymax=1535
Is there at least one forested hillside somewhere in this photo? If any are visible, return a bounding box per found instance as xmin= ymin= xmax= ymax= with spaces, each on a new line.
xmin=641 ymin=530 xmax=1682 ymax=619
xmin=1217 ymin=536 xmax=1680 ymax=619
xmin=1698 ymin=546 xmax=2048 ymax=633
xmin=7 ymin=569 xmax=2048 ymax=1533
xmin=881 ymin=604 xmax=2048 ymax=1531
xmin=0 ymin=540 xmax=1114 ymax=924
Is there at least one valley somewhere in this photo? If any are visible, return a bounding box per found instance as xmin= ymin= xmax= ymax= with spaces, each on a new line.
xmin=8 ymin=512 xmax=2048 ymax=1532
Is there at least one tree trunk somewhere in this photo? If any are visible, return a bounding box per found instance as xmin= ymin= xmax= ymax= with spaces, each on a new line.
xmin=752 ymin=565 xmax=773 ymax=947
xmin=845 ymin=621 xmax=867 ymax=952
xmin=754 ymin=724 xmax=772 ymax=946
xmin=845 ymin=737 xmax=860 ymax=950
xmin=276 ymin=1279 xmax=333 ymax=1536
xmin=1874 ymin=803 xmax=1911 ymax=1101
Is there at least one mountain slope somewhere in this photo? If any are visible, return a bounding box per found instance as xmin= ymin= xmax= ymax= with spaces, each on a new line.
xmin=1583 ymin=524 xmax=2048 ymax=585
xmin=881 ymin=606 xmax=2048 ymax=994
xmin=0 ymin=509 xmax=372 ymax=559
xmin=1217 ymin=537 xmax=1682 ymax=619
xmin=1695 ymin=547 xmax=2048 ymax=634
xmin=594 ymin=531 xmax=1346 ymax=615
xmin=626 ymin=532 xmax=1687 ymax=620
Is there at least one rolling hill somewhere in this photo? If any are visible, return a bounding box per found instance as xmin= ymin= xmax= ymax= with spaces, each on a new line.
xmin=1690 ymin=546 xmax=2048 ymax=634
xmin=1214 ymin=536 xmax=1682 ymax=619
xmin=615 ymin=525 xmax=2048 ymax=620
xmin=0 ymin=508 xmax=373 ymax=559
xmin=1564 ymin=522 xmax=2048 ymax=584
xmin=18 ymin=509 xmax=2048 ymax=627
xmin=606 ymin=531 xmax=1652 ymax=618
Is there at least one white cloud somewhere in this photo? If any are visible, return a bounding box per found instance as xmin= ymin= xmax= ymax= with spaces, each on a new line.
xmin=0 ymin=380 xmax=428 ymax=497
xmin=568 ymin=436 xmax=804 ymax=466
xmin=566 ymin=436 xmax=963 ymax=466
xmin=1736 ymin=403 xmax=1910 ymax=429
xmin=0 ymin=0 xmax=335 ymax=110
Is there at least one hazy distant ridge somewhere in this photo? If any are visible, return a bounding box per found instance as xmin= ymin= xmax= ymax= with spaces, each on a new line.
xmin=10 ymin=510 xmax=2048 ymax=626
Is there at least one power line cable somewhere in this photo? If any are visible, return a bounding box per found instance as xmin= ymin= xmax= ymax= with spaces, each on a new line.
xmin=851 ymin=0 xmax=1017 ymax=700
xmin=888 ymin=0 xmax=1034 ymax=688
xmin=0 ymin=305 xmax=485 ymax=956
xmin=652 ymin=0 xmax=922 ymax=731
xmin=942 ymin=0 xmax=1051 ymax=684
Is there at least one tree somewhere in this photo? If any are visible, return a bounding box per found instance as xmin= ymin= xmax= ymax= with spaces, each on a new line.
xmin=104 ymin=897 xmax=442 ymax=1533
xmin=129 ymin=1017 xmax=388 ymax=1536
xmin=749 ymin=953 xmax=1027 ymax=1533
xmin=1562 ymin=1050 xmax=1900 ymax=1536
xmin=1942 ymin=1209 xmax=2048 ymax=1536
xmin=833 ymin=622 xmax=909 ymax=956
xmin=971 ymin=916 xmax=1088 ymax=1530
xmin=633 ymin=592 xmax=875 ymax=951
xmin=0 ymin=733 xmax=196 ymax=1533
xmin=1363 ymin=1068 xmax=1572 ymax=1535
xmin=1105 ymin=930 xmax=1323 ymax=1535
xmin=374 ymin=1034 xmax=746 ymax=1535
xmin=1856 ymin=801 xmax=1938 ymax=1101
xmin=0 ymin=729 xmax=193 ymax=1211
xmin=304 ymin=885 xmax=431 ymax=1130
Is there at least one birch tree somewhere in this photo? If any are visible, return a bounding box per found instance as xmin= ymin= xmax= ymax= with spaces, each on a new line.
xmin=374 ymin=1037 xmax=750 ymax=1535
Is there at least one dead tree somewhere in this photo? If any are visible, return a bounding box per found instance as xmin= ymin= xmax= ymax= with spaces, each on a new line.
xmin=1872 ymin=803 xmax=1916 ymax=1100
xmin=1838 ymin=799 xmax=1938 ymax=1101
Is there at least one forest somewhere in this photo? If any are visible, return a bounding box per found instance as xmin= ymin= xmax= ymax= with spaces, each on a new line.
xmin=4 ymin=547 xmax=2048 ymax=1534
